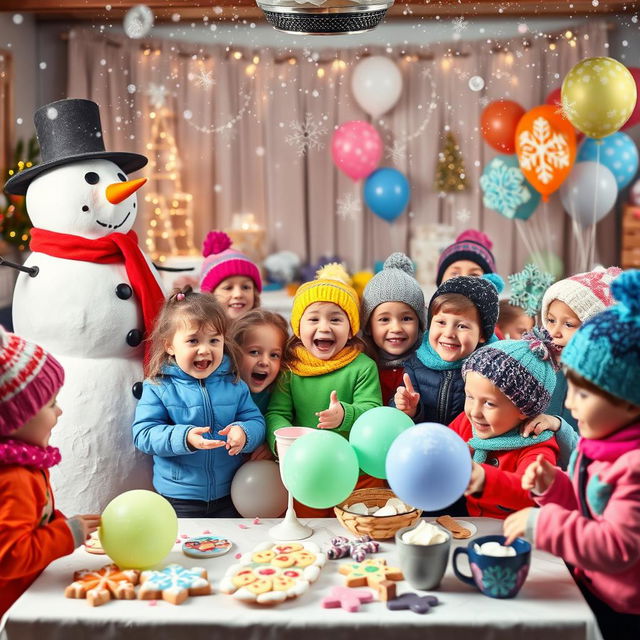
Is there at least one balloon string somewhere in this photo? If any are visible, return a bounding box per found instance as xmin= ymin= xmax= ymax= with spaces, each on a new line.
xmin=541 ymin=199 xmax=554 ymax=273
xmin=571 ymin=214 xmax=587 ymax=274
xmin=588 ymin=144 xmax=601 ymax=269
xmin=515 ymin=220 xmax=538 ymax=270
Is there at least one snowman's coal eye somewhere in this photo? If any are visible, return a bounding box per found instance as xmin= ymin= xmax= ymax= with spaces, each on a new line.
xmin=84 ymin=172 xmax=100 ymax=185
xmin=117 ymin=172 xmax=127 ymax=182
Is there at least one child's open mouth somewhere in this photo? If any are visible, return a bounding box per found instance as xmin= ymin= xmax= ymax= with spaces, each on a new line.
xmin=314 ymin=339 xmax=335 ymax=351
xmin=386 ymin=337 xmax=407 ymax=345
xmin=229 ymin=303 xmax=246 ymax=310
xmin=438 ymin=341 xmax=460 ymax=351
xmin=194 ymin=359 xmax=212 ymax=370
xmin=251 ymin=371 xmax=268 ymax=383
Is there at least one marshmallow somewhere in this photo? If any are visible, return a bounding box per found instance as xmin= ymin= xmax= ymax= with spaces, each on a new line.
xmin=373 ymin=505 xmax=397 ymax=517
xmin=401 ymin=521 xmax=449 ymax=545
xmin=474 ymin=541 xmax=516 ymax=557
xmin=346 ymin=502 xmax=369 ymax=515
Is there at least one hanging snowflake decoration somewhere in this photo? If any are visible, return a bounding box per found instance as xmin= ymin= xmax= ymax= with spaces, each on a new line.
xmin=146 ymin=83 xmax=172 ymax=109
xmin=452 ymin=17 xmax=469 ymax=35
xmin=456 ymin=208 xmax=471 ymax=223
xmin=191 ymin=69 xmax=215 ymax=89
xmin=517 ymin=117 xmax=570 ymax=185
xmin=386 ymin=140 xmax=406 ymax=164
xmin=336 ymin=192 xmax=361 ymax=221
xmin=285 ymin=113 xmax=327 ymax=156
xmin=480 ymin=156 xmax=531 ymax=218
xmin=508 ymin=263 xmax=555 ymax=317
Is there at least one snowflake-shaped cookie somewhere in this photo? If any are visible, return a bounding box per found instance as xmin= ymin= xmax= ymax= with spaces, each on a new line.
xmin=65 ymin=563 xmax=140 ymax=607
xmin=339 ymin=558 xmax=404 ymax=601
xmin=138 ymin=564 xmax=212 ymax=605
xmin=220 ymin=541 xmax=326 ymax=604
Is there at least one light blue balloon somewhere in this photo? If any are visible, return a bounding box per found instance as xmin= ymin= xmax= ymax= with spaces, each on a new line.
xmin=385 ymin=423 xmax=472 ymax=511
xmin=480 ymin=154 xmax=540 ymax=220
xmin=364 ymin=168 xmax=411 ymax=222
xmin=577 ymin=132 xmax=639 ymax=190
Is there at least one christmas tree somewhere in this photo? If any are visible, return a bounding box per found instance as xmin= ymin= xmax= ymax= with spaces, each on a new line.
xmin=435 ymin=130 xmax=468 ymax=193
xmin=0 ymin=136 xmax=39 ymax=251
xmin=143 ymin=106 xmax=196 ymax=262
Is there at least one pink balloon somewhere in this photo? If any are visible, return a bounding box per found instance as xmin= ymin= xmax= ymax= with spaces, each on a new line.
xmin=621 ymin=67 xmax=640 ymax=130
xmin=331 ymin=121 xmax=382 ymax=181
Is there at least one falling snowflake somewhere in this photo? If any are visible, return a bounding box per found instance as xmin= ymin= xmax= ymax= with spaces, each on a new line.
xmin=146 ymin=83 xmax=171 ymax=109
xmin=192 ymin=69 xmax=215 ymax=89
xmin=285 ymin=113 xmax=327 ymax=156
xmin=456 ymin=208 xmax=471 ymax=223
xmin=452 ymin=16 xmax=469 ymax=35
xmin=557 ymin=98 xmax=576 ymax=121
xmin=386 ymin=140 xmax=406 ymax=164
xmin=517 ymin=117 xmax=570 ymax=185
xmin=336 ymin=192 xmax=361 ymax=221
xmin=479 ymin=157 xmax=532 ymax=218
xmin=508 ymin=263 xmax=555 ymax=317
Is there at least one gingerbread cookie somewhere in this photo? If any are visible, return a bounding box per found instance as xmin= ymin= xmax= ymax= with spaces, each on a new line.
xmin=220 ymin=541 xmax=326 ymax=605
xmin=138 ymin=564 xmax=212 ymax=605
xmin=182 ymin=535 xmax=232 ymax=559
xmin=436 ymin=515 xmax=471 ymax=539
xmin=83 ymin=530 xmax=105 ymax=555
xmin=339 ymin=558 xmax=403 ymax=601
xmin=65 ymin=564 xmax=140 ymax=606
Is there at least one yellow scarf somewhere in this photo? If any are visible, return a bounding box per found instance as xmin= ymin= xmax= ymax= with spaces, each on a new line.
xmin=290 ymin=345 xmax=361 ymax=377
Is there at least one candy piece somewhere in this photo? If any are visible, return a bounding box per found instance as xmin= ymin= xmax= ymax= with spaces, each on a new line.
xmin=321 ymin=586 xmax=374 ymax=612
xmin=65 ymin=564 xmax=140 ymax=607
xmin=182 ymin=535 xmax=232 ymax=559
xmin=253 ymin=517 xmax=261 ymax=525
xmin=387 ymin=592 xmax=440 ymax=614
xmin=330 ymin=536 xmax=350 ymax=547
xmin=138 ymin=564 xmax=212 ymax=605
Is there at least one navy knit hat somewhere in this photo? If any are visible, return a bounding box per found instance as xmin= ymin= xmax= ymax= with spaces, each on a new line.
xmin=562 ymin=269 xmax=640 ymax=407
xmin=436 ymin=230 xmax=496 ymax=285
xmin=428 ymin=273 xmax=504 ymax=341
xmin=361 ymin=253 xmax=426 ymax=331
xmin=463 ymin=327 xmax=561 ymax=417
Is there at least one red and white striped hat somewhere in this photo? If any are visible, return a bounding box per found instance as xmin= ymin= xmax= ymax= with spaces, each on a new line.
xmin=0 ymin=327 xmax=64 ymax=436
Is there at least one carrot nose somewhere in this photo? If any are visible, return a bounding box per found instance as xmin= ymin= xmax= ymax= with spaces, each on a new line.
xmin=105 ymin=177 xmax=147 ymax=204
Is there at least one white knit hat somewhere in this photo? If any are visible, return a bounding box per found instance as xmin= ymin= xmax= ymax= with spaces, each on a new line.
xmin=541 ymin=266 xmax=622 ymax=324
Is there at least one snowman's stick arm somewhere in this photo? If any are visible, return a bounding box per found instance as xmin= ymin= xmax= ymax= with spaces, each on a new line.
xmin=0 ymin=256 xmax=39 ymax=277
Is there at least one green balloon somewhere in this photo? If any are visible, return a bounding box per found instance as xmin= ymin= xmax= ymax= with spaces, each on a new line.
xmin=527 ymin=251 xmax=564 ymax=281
xmin=100 ymin=490 xmax=178 ymax=569
xmin=349 ymin=406 xmax=415 ymax=478
xmin=282 ymin=430 xmax=359 ymax=509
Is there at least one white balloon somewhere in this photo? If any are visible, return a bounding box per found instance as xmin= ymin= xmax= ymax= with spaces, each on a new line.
xmin=231 ymin=460 xmax=288 ymax=518
xmin=630 ymin=179 xmax=640 ymax=206
xmin=560 ymin=161 xmax=618 ymax=226
xmin=351 ymin=56 xmax=403 ymax=119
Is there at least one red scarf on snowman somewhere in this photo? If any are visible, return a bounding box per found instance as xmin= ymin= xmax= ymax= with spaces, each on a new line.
xmin=30 ymin=228 xmax=164 ymax=372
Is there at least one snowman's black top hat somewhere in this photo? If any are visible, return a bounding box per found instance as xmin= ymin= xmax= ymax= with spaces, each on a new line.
xmin=4 ymin=98 xmax=148 ymax=195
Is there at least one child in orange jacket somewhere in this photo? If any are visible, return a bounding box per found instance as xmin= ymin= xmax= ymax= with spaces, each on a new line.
xmin=0 ymin=328 xmax=100 ymax=616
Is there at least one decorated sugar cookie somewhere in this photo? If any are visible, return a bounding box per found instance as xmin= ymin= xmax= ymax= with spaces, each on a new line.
xmin=339 ymin=558 xmax=403 ymax=600
xmin=220 ymin=541 xmax=326 ymax=605
xmin=83 ymin=530 xmax=106 ymax=555
xmin=138 ymin=564 xmax=212 ymax=605
xmin=65 ymin=563 xmax=140 ymax=607
xmin=182 ymin=535 xmax=232 ymax=559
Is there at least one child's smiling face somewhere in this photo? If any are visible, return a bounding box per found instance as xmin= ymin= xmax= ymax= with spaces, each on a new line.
xmin=369 ymin=302 xmax=420 ymax=356
xmin=238 ymin=324 xmax=284 ymax=393
xmin=544 ymin=299 xmax=581 ymax=349
xmin=213 ymin=276 xmax=256 ymax=320
xmin=464 ymin=371 xmax=526 ymax=439
xmin=429 ymin=307 xmax=483 ymax=362
xmin=299 ymin=302 xmax=351 ymax=360
xmin=166 ymin=317 xmax=224 ymax=379
xmin=11 ymin=393 xmax=62 ymax=448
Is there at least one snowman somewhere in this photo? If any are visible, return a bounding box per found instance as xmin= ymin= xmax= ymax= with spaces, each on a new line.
xmin=4 ymin=99 xmax=165 ymax=513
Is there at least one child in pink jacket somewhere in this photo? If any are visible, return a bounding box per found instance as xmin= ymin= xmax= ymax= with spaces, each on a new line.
xmin=504 ymin=270 xmax=640 ymax=640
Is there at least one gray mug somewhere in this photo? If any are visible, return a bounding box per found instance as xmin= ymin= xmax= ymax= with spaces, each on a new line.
xmin=395 ymin=524 xmax=451 ymax=590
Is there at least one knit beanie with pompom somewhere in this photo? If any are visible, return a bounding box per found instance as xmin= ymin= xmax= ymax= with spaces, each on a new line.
xmin=199 ymin=230 xmax=262 ymax=293
xmin=436 ymin=229 xmax=496 ymax=285
xmin=290 ymin=263 xmax=360 ymax=337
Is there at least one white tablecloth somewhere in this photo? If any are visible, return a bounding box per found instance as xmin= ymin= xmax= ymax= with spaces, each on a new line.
xmin=1 ymin=517 xmax=602 ymax=640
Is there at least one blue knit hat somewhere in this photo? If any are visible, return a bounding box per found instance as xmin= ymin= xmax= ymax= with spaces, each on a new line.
xmin=561 ymin=269 xmax=640 ymax=407
xmin=462 ymin=327 xmax=561 ymax=417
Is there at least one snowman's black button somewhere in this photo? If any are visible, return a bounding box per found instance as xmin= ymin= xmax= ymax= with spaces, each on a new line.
xmin=126 ymin=329 xmax=143 ymax=347
xmin=132 ymin=382 xmax=143 ymax=399
xmin=116 ymin=283 xmax=133 ymax=300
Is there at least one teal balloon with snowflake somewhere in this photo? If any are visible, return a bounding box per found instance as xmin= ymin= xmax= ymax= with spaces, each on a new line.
xmin=480 ymin=154 xmax=540 ymax=220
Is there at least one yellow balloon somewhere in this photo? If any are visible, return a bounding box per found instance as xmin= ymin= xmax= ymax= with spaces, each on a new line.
xmin=561 ymin=57 xmax=637 ymax=139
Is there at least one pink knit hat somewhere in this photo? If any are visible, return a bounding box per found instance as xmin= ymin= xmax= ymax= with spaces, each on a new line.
xmin=436 ymin=230 xmax=496 ymax=285
xmin=541 ymin=266 xmax=623 ymax=324
xmin=199 ymin=231 xmax=262 ymax=294
xmin=0 ymin=327 xmax=64 ymax=436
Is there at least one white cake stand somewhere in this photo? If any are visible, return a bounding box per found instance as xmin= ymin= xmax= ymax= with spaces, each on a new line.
xmin=269 ymin=427 xmax=314 ymax=541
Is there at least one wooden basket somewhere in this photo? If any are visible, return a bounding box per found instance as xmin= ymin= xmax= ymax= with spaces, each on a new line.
xmin=334 ymin=488 xmax=421 ymax=540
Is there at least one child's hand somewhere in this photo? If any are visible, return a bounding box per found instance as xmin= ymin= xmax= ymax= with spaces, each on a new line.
xmin=316 ymin=390 xmax=345 ymax=430
xmin=249 ymin=443 xmax=274 ymax=461
xmin=219 ymin=424 xmax=247 ymax=456
xmin=465 ymin=461 xmax=486 ymax=495
xmin=394 ymin=373 xmax=420 ymax=418
xmin=521 ymin=414 xmax=561 ymax=438
xmin=75 ymin=514 xmax=101 ymax=540
xmin=503 ymin=507 xmax=534 ymax=545
xmin=187 ymin=427 xmax=227 ymax=451
xmin=521 ymin=454 xmax=557 ymax=494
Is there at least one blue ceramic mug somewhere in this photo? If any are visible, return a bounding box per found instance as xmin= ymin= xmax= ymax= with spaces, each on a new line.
xmin=453 ymin=534 xmax=531 ymax=598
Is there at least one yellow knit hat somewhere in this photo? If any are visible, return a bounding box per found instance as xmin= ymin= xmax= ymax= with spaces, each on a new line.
xmin=291 ymin=263 xmax=360 ymax=337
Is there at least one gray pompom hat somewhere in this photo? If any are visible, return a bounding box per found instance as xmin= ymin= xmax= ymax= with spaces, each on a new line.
xmin=361 ymin=253 xmax=426 ymax=331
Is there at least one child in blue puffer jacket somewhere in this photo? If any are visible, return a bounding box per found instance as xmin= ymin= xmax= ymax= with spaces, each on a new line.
xmin=132 ymin=287 xmax=265 ymax=518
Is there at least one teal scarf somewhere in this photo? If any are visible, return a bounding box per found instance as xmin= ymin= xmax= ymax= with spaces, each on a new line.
xmin=468 ymin=424 xmax=554 ymax=463
xmin=416 ymin=331 xmax=499 ymax=371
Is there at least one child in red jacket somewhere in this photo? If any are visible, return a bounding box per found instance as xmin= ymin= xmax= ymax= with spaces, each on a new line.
xmin=0 ymin=328 xmax=100 ymax=617
xmin=448 ymin=327 xmax=567 ymax=519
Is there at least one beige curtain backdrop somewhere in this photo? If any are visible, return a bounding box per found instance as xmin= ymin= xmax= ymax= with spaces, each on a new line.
xmin=67 ymin=22 xmax=613 ymax=276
